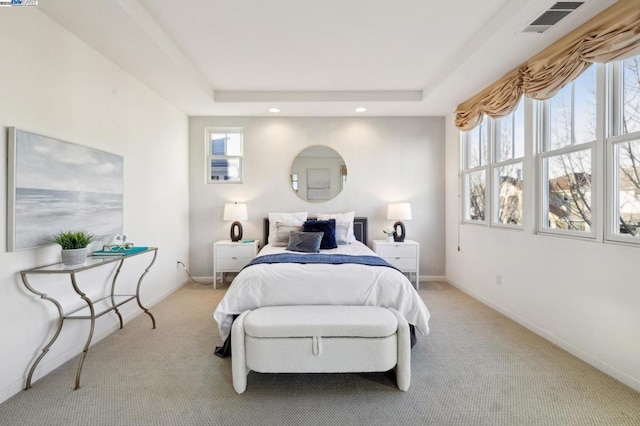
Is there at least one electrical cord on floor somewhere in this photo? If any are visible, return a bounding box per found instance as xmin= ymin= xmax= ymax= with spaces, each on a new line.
xmin=177 ymin=261 xmax=213 ymax=285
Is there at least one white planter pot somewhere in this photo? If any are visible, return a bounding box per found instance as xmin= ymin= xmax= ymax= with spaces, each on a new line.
xmin=61 ymin=248 xmax=88 ymax=267
xmin=385 ymin=235 xmax=394 ymax=242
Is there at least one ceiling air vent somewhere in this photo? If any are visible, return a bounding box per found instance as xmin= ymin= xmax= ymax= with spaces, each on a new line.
xmin=523 ymin=2 xmax=584 ymax=33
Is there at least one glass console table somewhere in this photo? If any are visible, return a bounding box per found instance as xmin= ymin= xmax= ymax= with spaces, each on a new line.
xmin=20 ymin=247 xmax=158 ymax=390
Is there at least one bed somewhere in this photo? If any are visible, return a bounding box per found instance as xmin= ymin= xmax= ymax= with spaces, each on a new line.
xmin=213 ymin=215 xmax=430 ymax=356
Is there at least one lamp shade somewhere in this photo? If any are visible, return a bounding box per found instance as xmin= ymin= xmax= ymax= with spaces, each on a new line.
xmin=387 ymin=203 xmax=412 ymax=221
xmin=223 ymin=203 xmax=248 ymax=221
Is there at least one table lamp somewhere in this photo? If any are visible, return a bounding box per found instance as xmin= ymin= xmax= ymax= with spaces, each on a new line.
xmin=387 ymin=203 xmax=412 ymax=242
xmin=223 ymin=202 xmax=248 ymax=242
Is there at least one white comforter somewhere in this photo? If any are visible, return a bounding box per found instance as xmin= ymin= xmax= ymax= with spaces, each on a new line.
xmin=214 ymin=242 xmax=431 ymax=341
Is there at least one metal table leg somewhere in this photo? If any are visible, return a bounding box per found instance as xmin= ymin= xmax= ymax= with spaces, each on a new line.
xmin=21 ymin=272 xmax=65 ymax=390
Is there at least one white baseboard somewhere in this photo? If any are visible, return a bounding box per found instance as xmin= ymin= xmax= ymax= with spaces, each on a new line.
xmin=420 ymin=275 xmax=446 ymax=282
xmin=445 ymin=278 xmax=640 ymax=393
xmin=0 ymin=281 xmax=186 ymax=405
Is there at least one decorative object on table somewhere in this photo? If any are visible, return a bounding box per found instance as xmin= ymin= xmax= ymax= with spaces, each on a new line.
xmin=224 ymin=202 xmax=248 ymax=242
xmin=383 ymin=226 xmax=395 ymax=242
xmin=7 ymin=128 xmax=123 ymax=251
xmin=92 ymin=245 xmax=149 ymax=256
xmin=91 ymin=233 xmax=149 ymax=256
xmin=51 ymin=230 xmax=95 ymax=267
xmin=387 ymin=203 xmax=412 ymax=242
xmin=110 ymin=233 xmax=127 ymax=246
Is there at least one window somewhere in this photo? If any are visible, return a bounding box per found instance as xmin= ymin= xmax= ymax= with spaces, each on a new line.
xmin=608 ymin=55 xmax=640 ymax=241
xmin=206 ymin=128 xmax=243 ymax=183
xmin=493 ymin=99 xmax=524 ymax=226
xmin=459 ymin=53 xmax=640 ymax=247
xmin=461 ymin=100 xmax=525 ymax=227
xmin=461 ymin=118 xmax=489 ymax=223
xmin=612 ymin=139 xmax=640 ymax=237
xmin=539 ymin=65 xmax=596 ymax=236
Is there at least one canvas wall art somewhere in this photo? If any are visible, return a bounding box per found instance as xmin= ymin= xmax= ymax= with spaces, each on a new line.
xmin=307 ymin=168 xmax=331 ymax=201
xmin=7 ymin=128 xmax=124 ymax=251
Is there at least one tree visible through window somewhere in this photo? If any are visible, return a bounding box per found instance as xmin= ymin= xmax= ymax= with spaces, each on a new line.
xmin=493 ymin=99 xmax=524 ymax=226
xmin=541 ymin=65 xmax=596 ymax=234
xmin=462 ymin=118 xmax=489 ymax=223
xmin=612 ymin=56 xmax=640 ymax=238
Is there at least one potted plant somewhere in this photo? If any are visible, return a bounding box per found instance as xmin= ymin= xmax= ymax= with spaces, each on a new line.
xmin=52 ymin=230 xmax=95 ymax=267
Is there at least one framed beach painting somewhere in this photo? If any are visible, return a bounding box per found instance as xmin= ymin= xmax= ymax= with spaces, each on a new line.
xmin=7 ymin=128 xmax=124 ymax=251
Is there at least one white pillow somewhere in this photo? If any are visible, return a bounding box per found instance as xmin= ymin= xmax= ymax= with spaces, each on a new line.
xmin=316 ymin=211 xmax=356 ymax=244
xmin=268 ymin=212 xmax=308 ymax=245
xmin=272 ymin=221 xmax=303 ymax=247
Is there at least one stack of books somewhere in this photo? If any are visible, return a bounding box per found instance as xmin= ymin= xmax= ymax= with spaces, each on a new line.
xmin=92 ymin=246 xmax=148 ymax=256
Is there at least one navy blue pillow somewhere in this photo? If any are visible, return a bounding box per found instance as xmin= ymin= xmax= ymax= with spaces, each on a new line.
xmin=302 ymin=219 xmax=337 ymax=249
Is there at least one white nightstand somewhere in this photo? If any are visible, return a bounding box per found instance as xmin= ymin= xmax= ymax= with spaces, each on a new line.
xmin=372 ymin=239 xmax=420 ymax=289
xmin=213 ymin=240 xmax=260 ymax=289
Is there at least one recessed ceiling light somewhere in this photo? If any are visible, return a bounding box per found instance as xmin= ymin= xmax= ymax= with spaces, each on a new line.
xmin=268 ymin=107 xmax=281 ymax=113
xmin=355 ymin=107 xmax=367 ymax=113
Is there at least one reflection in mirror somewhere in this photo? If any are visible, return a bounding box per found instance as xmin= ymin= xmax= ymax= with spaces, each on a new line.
xmin=290 ymin=146 xmax=347 ymax=203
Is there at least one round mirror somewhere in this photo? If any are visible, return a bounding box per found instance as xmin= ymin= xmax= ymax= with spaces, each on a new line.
xmin=290 ymin=145 xmax=347 ymax=203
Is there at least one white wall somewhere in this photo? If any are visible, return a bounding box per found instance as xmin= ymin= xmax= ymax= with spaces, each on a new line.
xmin=0 ymin=9 xmax=190 ymax=403
xmin=189 ymin=116 xmax=445 ymax=279
xmin=444 ymin=114 xmax=640 ymax=391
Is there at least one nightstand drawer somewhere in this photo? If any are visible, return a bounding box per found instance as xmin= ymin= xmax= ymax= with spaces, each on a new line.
xmin=213 ymin=240 xmax=260 ymax=289
xmin=216 ymin=244 xmax=255 ymax=258
xmin=217 ymin=256 xmax=252 ymax=270
xmin=377 ymin=244 xmax=417 ymax=258
xmin=383 ymin=257 xmax=417 ymax=271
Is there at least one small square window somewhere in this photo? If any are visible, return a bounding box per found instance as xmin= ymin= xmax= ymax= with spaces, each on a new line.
xmin=206 ymin=129 xmax=243 ymax=184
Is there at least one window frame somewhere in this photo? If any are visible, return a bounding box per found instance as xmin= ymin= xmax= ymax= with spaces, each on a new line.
xmin=606 ymin=58 xmax=640 ymax=245
xmin=536 ymin=66 xmax=601 ymax=240
xmin=458 ymin=54 xmax=640 ymax=248
xmin=205 ymin=127 xmax=244 ymax=184
xmin=460 ymin=102 xmax=526 ymax=229
xmin=491 ymin=99 xmax=525 ymax=229
xmin=461 ymin=118 xmax=490 ymax=226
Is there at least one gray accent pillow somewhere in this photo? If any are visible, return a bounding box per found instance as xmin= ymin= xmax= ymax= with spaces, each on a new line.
xmin=286 ymin=232 xmax=324 ymax=253
xmin=272 ymin=221 xmax=303 ymax=247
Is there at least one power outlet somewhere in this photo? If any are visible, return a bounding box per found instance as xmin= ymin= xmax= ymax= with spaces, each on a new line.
xmin=496 ymin=274 xmax=502 ymax=285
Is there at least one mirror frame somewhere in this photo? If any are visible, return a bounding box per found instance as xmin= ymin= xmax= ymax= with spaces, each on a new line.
xmin=290 ymin=145 xmax=347 ymax=203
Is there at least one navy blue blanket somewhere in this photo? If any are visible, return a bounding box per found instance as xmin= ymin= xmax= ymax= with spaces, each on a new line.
xmin=243 ymin=253 xmax=399 ymax=272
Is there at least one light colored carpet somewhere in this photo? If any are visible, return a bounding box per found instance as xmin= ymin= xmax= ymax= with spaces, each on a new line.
xmin=1 ymin=280 xmax=639 ymax=426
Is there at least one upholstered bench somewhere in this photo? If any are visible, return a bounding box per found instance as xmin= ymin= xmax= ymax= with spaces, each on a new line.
xmin=231 ymin=305 xmax=411 ymax=393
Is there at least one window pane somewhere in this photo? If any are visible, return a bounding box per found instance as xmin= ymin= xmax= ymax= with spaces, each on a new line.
xmin=466 ymin=170 xmax=486 ymax=221
xmin=495 ymin=114 xmax=513 ymax=161
xmin=544 ymin=149 xmax=592 ymax=231
xmin=210 ymin=134 xmax=225 ymax=155
xmin=549 ymin=84 xmax=572 ymax=151
xmin=513 ymin=100 xmax=525 ymax=158
xmin=622 ymin=56 xmax=640 ymax=135
xmin=465 ymin=119 xmax=488 ymax=169
xmin=226 ymin=133 xmax=242 ymax=155
xmin=574 ymin=65 xmax=597 ymax=144
xmin=496 ymin=99 xmax=524 ymax=162
xmin=615 ymin=139 xmax=640 ymax=236
xmin=495 ymin=163 xmax=523 ymax=225
xmin=210 ymin=158 xmax=241 ymax=181
xmin=210 ymin=132 xmax=242 ymax=155
xmin=548 ymin=67 xmax=596 ymax=150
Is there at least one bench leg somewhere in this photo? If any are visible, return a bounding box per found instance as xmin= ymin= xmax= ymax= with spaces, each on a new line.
xmin=389 ymin=308 xmax=411 ymax=391
xmin=231 ymin=310 xmax=251 ymax=394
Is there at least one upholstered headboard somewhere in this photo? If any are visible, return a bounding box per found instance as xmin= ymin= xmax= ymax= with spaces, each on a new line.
xmin=263 ymin=217 xmax=368 ymax=246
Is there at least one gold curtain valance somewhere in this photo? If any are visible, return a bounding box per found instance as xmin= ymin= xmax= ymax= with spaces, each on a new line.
xmin=455 ymin=0 xmax=640 ymax=131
